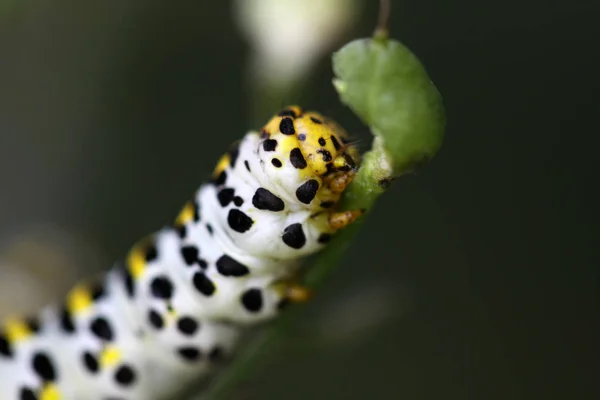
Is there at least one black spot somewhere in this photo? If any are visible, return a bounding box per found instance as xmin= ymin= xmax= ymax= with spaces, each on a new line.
xmin=181 ymin=246 xmax=199 ymax=266
xmin=279 ymin=117 xmax=295 ymax=135
xmin=228 ymin=141 xmax=240 ymax=168
xmin=244 ymin=160 xmax=251 ymax=172
xmin=318 ymin=233 xmax=332 ymax=244
xmin=193 ymin=272 xmax=215 ymax=296
xmin=317 ymin=148 xmax=332 ymax=162
xmin=344 ymin=153 xmax=357 ymax=169
xmin=26 ymin=317 xmax=40 ymax=334
xmin=90 ymin=316 xmax=114 ymax=341
xmin=90 ymin=280 xmax=106 ymax=301
xmin=325 ymin=163 xmax=335 ymax=175
xmin=32 ymin=352 xmax=57 ymax=381
xmin=310 ymin=117 xmax=323 ymax=124
xmin=331 ymin=135 xmax=341 ymax=150
xmin=217 ymin=188 xmax=235 ymax=207
xmin=114 ymin=364 xmax=136 ymax=386
xmin=295 ymin=179 xmax=319 ymax=204
xmin=318 ymin=137 xmax=326 ymax=146
xmin=278 ymin=108 xmax=297 ymax=117
xmin=148 ymin=309 xmax=164 ymax=330
xmin=177 ymin=317 xmax=198 ymax=336
xmin=193 ymin=200 xmax=201 ymax=222
xmin=175 ymin=224 xmax=187 ymax=239
xmin=197 ymin=259 xmax=208 ymax=269
xmin=290 ymin=148 xmax=307 ymax=169
xmin=233 ymin=196 xmax=244 ymax=207
xmin=298 ymin=133 xmax=306 ymax=141
xmin=150 ymin=276 xmax=173 ymax=299
xmin=19 ymin=388 xmax=37 ymax=400
xmin=213 ymin=170 xmax=227 ymax=186
xmin=59 ymin=306 xmax=76 ymax=333
xmin=82 ymin=351 xmax=99 ymax=373
xmin=0 ymin=334 xmax=12 ymax=357
xmin=320 ymin=201 xmax=334 ymax=208
xmin=144 ymin=244 xmax=158 ymax=263
xmin=178 ymin=347 xmax=201 ymax=361
xmin=262 ymin=139 xmax=277 ymax=152
xmin=206 ymin=223 xmax=214 ymax=236
xmin=282 ymin=223 xmax=306 ymax=249
xmin=216 ymin=255 xmax=250 ymax=277
xmin=252 ymin=188 xmax=285 ymax=212
xmin=121 ymin=265 xmax=135 ymax=298
xmin=271 ymin=158 xmax=282 ymax=168
xmin=259 ymin=129 xmax=269 ymax=139
xmin=241 ymin=288 xmax=263 ymax=312
xmin=209 ymin=347 xmax=224 ymax=362
xmin=227 ymin=209 xmax=254 ymax=233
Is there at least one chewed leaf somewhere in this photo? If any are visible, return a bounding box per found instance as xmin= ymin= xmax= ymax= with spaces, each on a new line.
xmin=333 ymin=38 xmax=446 ymax=176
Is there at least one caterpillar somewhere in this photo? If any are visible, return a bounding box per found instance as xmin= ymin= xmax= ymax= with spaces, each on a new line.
xmin=0 ymin=105 xmax=363 ymax=400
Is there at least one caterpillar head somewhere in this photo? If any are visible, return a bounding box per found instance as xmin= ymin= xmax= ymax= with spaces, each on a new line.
xmin=257 ymin=106 xmax=360 ymax=208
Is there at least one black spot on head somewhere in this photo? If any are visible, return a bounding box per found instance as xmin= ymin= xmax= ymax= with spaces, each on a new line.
xmin=318 ymin=137 xmax=326 ymax=146
xmin=59 ymin=306 xmax=75 ymax=333
xmin=177 ymin=317 xmax=198 ymax=336
xmin=279 ymin=117 xmax=295 ymax=135
xmin=252 ymin=187 xmax=285 ymax=212
xmin=228 ymin=141 xmax=240 ymax=169
xmin=317 ymin=148 xmax=332 ymax=162
xmin=271 ymin=158 xmax=282 ymax=168
xmin=193 ymin=272 xmax=215 ymax=296
xmin=324 ymin=163 xmax=335 ymax=176
xmin=213 ymin=170 xmax=227 ymax=186
xmin=32 ymin=352 xmax=57 ymax=381
xmin=318 ymin=233 xmax=332 ymax=244
xmin=310 ymin=117 xmax=323 ymax=124
xmin=114 ymin=364 xmax=136 ymax=386
xmin=82 ymin=351 xmax=99 ymax=374
xmin=90 ymin=316 xmax=114 ymax=341
xmin=241 ymin=288 xmax=263 ymax=312
xmin=19 ymin=387 xmax=37 ymax=400
xmin=290 ymin=148 xmax=307 ymax=169
xmin=217 ymin=188 xmax=235 ymax=207
xmin=209 ymin=347 xmax=225 ymax=362
xmin=282 ymin=223 xmax=306 ymax=249
xmin=206 ymin=223 xmax=214 ymax=236
xmin=330 ymin=135 xmax=341 ymax=150
xmin=227 ymin=209 xmax=254 ymax=233
xmin=278 ymin=108 xmax=297 ymax=117
xmin=182 ymin=245 xmax=200 ymax=267
xmin=0 ymin=334 xmax=12 ymax=357
xmin=233 ymin=196 xmax=244 ymax=207
xmin=148 ymin=309 xmax=164 ymax=330
xmin=295 ymin=179 xmax=319 ymax=204
xmin=320 ymin=201 xmax=334 ymax=208
xmin=244 ymin=160 xmax=251 ymax=172
xmin=178 ymin=347 xmax=201 ymax=362
xmin=262 ymin=139 xmax=277 ymax=152
xmin=216 ymin=255 xmax=250 ymax=277
xmin=150 ymin=276 xmax=173 ymax=299
xmin=298 ymin=133 xmax=306 ymax=141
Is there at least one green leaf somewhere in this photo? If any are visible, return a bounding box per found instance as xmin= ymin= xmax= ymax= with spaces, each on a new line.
xmin=333 ymin=37 xmax=446 ymax=176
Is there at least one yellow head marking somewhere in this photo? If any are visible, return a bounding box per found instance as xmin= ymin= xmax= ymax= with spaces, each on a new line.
xmin=40 ymin=383 xmax=61 ymax=400
xmin=3 ymin=317 xmax=33 ymax=342
xmin=126 ymin=243 xmax=147 ymax=279
xmin=67 ymin=284 xmax=93 ymax=315
xmin=100 ymin=345 xmax=122 ymax=368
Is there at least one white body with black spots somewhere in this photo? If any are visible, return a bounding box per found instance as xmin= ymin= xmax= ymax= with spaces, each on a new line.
xmin=0 ymin=106 xmax=362 ymax=400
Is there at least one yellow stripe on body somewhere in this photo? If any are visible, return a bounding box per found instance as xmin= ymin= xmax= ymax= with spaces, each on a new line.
xmin=100 ymin=345 xmax=122 ymax=368
xmin=40 ymin=383 xmax=61 ymax=400
xmin=212 ymin=153 xmax=230 ymax=179
xmin=66 ymin=284 xmax=93 ymax=315
xmin=174 ymin=201 xmax=195 ymax=226
xmin=3 ymin=317 xmax=33 ymax=342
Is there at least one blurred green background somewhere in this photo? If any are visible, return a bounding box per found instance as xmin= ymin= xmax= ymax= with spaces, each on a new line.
xmin=0 ymin=0 xmax=597 ymax=399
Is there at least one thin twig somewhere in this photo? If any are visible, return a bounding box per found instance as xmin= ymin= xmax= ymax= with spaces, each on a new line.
xmin=374 ymin=0 xmax=391 ymax=40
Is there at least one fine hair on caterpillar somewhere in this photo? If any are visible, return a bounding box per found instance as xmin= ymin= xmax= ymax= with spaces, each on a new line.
xmin=0 ymin=106 xmax=363 ymax=400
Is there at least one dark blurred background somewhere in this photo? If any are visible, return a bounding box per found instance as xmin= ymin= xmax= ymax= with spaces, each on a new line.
xmin=0 ymin=0 xmax=597 ymax=399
